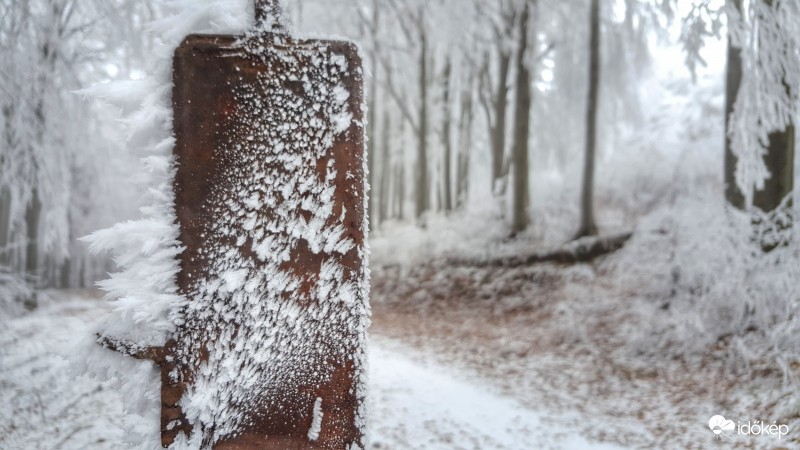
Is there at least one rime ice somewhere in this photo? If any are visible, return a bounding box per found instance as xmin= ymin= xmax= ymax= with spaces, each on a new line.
xmin=165 ymin=30 xmax=369 ymax=448
xmin=86 ymin=7 xmax=369 ymax=450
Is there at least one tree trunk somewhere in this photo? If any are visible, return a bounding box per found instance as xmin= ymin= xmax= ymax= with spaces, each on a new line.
xmin=492 ymin=51 xmax=511 ymax=191
xmin=451 ymin=232 xmax=632 ymax=267
xmin=725 ymin=0 xmax=794 ymax=251
xmin=367 ymin=95 xmax=376 ymax=229
xmin=575 ymin=0 xmax=600 ymax=239
xmin=60 ymin=257 xmax=71 ymax=289
xmin=456 ymin=81 xmax=474 ymax=208
xmin=396 ymin=119 xmax=406 ymax=221
xmin=1 ymin=105 xmax=15 ymax=268
xmin=753 ymin=0 xmax=794 ymax=219
xmin=0 ymin=185 xmax=12 ymax=267
xmin=366 ymin=5 xmax=379 ymax=231
xmin=379 ymin=111 xmax=391 ymax=224
xmin=753 ymin=97 xmax=794 ymax=252
xmin=442 ymin=59 xmax=453 ymax=212
xmin=78 ymin=257 xmax=86 ymax=289
xmin=753 ymin=125 xmax=795 ymax=213
xmin=415 ymin=28 xmax=429 ymax=219
xmin=511 ymin=2 xmax=532 ymax=235
xmin=24 ymin=188 xmax=41 ymax=308
xmin=723 ymin=0 xmax=745 ymax=209
xmin=25 ymin=189 xmax=41 ymax=279
xmin=396 ymin=163 xmax=406 ymax=221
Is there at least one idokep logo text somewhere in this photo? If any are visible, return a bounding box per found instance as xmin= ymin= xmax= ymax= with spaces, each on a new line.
xmin=708 ymin=415 xmax=789 ymax=440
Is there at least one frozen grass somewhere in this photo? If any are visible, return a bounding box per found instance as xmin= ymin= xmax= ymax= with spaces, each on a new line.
xmin=0 ymin=266 xmax=32 ymax=316
xmin=0 ymin=291 xmax=124 ymax=450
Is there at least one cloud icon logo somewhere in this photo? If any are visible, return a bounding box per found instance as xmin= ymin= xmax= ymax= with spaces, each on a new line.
xmin=709 ymin=415 xmax=735 ymax=438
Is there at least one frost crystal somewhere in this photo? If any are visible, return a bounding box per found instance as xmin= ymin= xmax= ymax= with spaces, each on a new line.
xmin=84 ymin=7 xmax=369 ymax=449
xmin=169 ymin=34 xmax=369 ymax=448
xmin=308 ymin=397 xmax=324 ymax=441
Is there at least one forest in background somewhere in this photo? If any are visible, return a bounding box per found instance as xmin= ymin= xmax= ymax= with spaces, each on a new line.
xmin=1 ymin=0 xmax=799 ymax=391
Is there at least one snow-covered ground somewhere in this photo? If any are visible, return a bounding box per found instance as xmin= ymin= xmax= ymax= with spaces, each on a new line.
xmin=368 ymin=341 xmax=625 ymax=450
xmin=0 ymin=291 xmax=625 ymax=450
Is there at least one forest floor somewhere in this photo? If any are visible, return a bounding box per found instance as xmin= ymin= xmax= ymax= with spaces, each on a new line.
xmin=369 ymin=259 xmax=798 ymax=450
xmin=1 ymin=289 xmax=623 ymax=450
xmin=1 ymin=256 xmax=797 ymax=449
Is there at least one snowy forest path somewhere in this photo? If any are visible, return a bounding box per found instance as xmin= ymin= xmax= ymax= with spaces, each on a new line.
xmin=0 ymin=291 xmax=629 ymax=450
xmin=367 ymin=338 xmax=628 ymax=449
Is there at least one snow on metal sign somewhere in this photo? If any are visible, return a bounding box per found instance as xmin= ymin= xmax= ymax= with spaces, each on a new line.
xmin=100 ymin=1 xmax=369 ymax=448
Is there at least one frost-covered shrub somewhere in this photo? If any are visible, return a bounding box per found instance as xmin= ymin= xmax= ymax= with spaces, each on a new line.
xmin=0 ymin=269 xmax=32 ymax=317
xmin=608 ymin=195 xmax=800 ymax=377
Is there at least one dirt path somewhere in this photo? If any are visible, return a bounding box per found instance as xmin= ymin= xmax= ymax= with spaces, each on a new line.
xmin=368 ymin=338 xmax=628 ymax=450
xmin=369 ymin=262 xmax=796 ymax=450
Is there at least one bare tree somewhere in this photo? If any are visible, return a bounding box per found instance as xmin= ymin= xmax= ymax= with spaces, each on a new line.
xmin=360 ymin=0 xmax=380 ymax=230
xmin=456 ymin=75 xmax=475 ymax=208
xmin=751 ymin=0 xmax=794 ymax=217
xmin=575 ymin=0 xmax=600 ymax=239
xmin=510 ymin=0 xmax=533 ymax=235
xmin=722 ymin=0 xmax=797 ymax=249
xmin=477 ymin=1 xmax=516 ymax=193
xmin=417 ymin=22 xmax=430 ymax=218
xmin=724 ymin=0 xmax=745 ymax=209
xmin=395 ymin=118 xmax=407 ymax=221
xmin=379 ymin=111 xmax=392 ymax=224
xmin=441 ymin=59 xmax=454 ymax=212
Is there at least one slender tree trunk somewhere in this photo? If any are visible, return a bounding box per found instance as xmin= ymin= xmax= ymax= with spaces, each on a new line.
xmin=2 ymin=103 xmax=18 ymax=269
xmin=436 ymin=177 xmax=443 ymax=214
xmin=397 ymin=163 xmax=406 ymax=221
xmin=457 ymin=81 xmax=474 ymax=208
xmin=379 ymin=111 xmax=391 ymax=224
xmin=60 ymin=257 xmax=71 ymax=289
xmin=78 ymin=257 xmax=86 ymax=289
xmin=724 ymin=0 xmax=745 ymax=209
xmin=442 ymin=59 xmax=453 ymax=212
xmin=366 ymin=6 xmax=379 ymax=231
xmin=25 ymin=189 xmax=41 ymax=281
xmin=575 ymin=0 xmax=600 ymax=239
xmin=0 ymin=103 xmax=15 ymax=266
xmin=367 ymin=95 xmax=376 ymax=228
xmin=492 ymin=51 xmax=511 ymax=191
xmin=0 ymin=185 xmax=12 ymax=266
xmin=395 ymin=119 xmax=406 ymax=221
xmin=43 ymin=254 xmax=54 ymax=288
xmin=23 ymin=188 xmax=41 ymax=308
xmin=416 ymin=29 xmax=429 ymax=219
xmin=511 ymin=2 xmax=532 ymax=235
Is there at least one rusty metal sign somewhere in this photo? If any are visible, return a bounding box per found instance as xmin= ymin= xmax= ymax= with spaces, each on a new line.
xmin=101 ymin=1 xmax=369 ymax=448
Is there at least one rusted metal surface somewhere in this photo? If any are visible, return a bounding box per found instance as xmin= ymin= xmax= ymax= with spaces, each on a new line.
xmin=102 ymin=2 xmax=367 ymax=449
xmin=170 ymin=33 xmax=365 ymax=448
